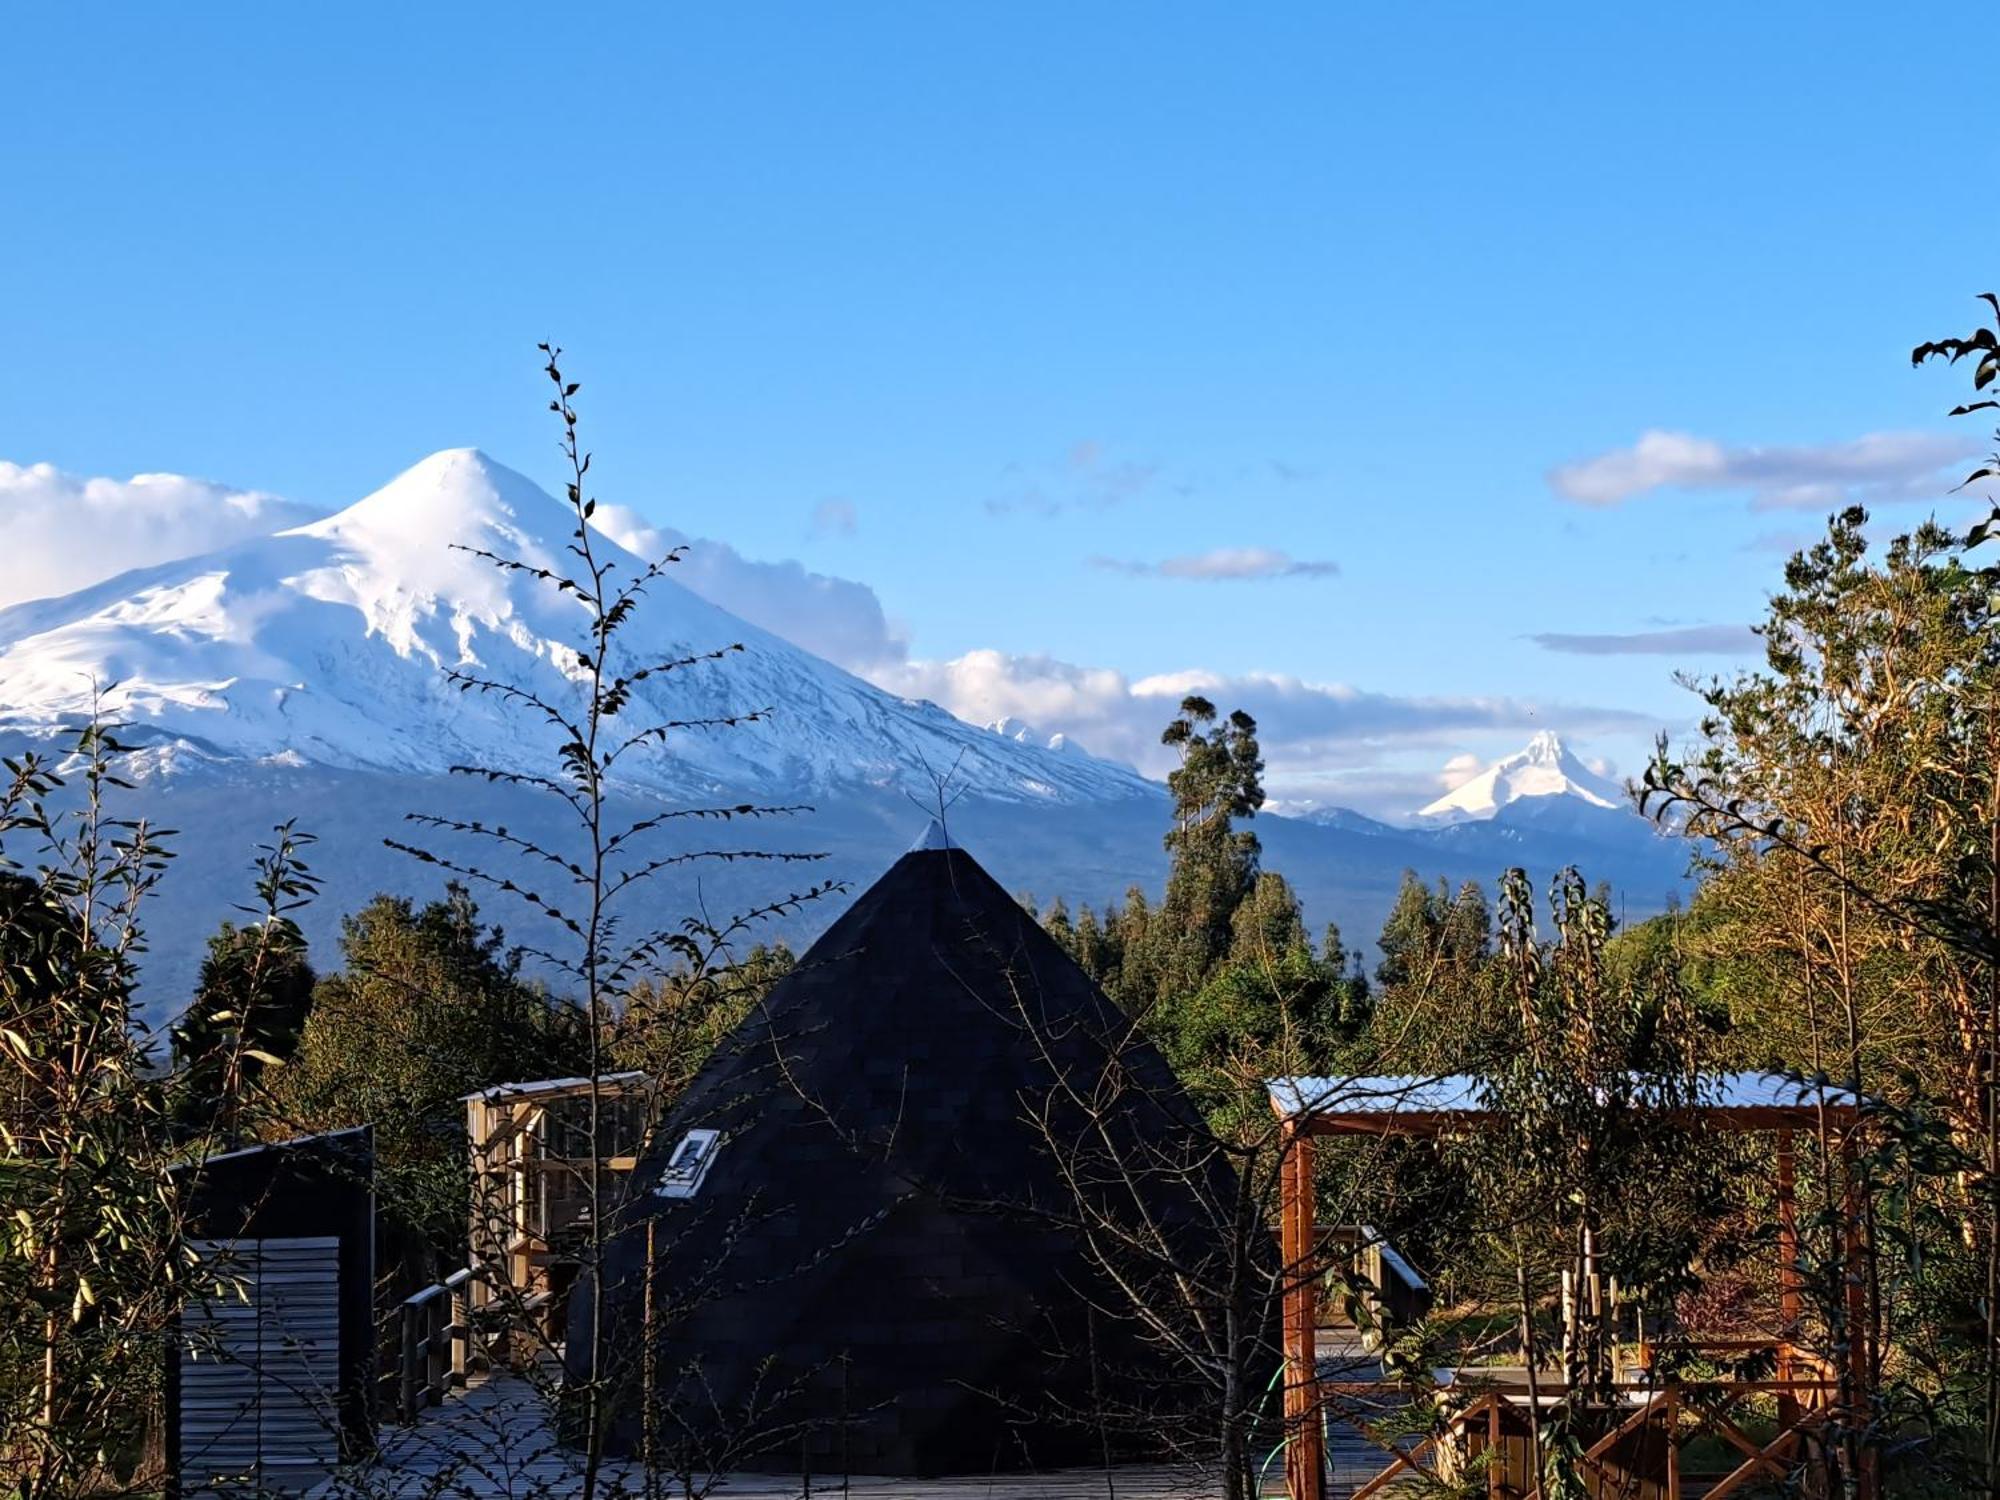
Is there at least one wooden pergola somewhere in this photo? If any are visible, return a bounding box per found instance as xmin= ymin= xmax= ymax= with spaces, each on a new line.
xmin=460 ymin=1073 xmax=658 ymax=1364
xmin=1268 ymin=1071 xmax=1873 ymax=1500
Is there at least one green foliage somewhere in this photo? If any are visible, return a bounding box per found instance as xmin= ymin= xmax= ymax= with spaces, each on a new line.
xmin=266 ymin=883 xmax=587 ymax=1256
xmin=1375 ymin=870 xmax=1490 ymax=990
xmin=1645 ymin=505 xmax=2000 ymax=1093
xmin=1461 ymin=867 xmax=1728 ymax=1491
xmin=1637 ymin=479 xmax=2000 ymax=1488
xmin=1047 ymin=702 xmax=1369 ymax=1130
xmin=0 ymin=724 xmax=190 ymax=1495
xmin=1354 ymin=871 xmax=1497 ymax=1073
xmin=169 ymin=826 xmax=320 ymax=1141
xmin=608 ymin=941 xmax=795 ymax=1101
xmin=1475 ymin=869 xmax=1722 ymax=1289
xmin=1154 ymin=696 xmax=1266 ymax=1001
xmin=1151 ymin=873 xmax=1370 ymax=1117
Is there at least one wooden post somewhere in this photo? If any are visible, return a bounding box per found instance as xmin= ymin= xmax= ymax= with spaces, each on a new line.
xmin=1841 ymin=1130 xmax=1878 ymax=1500
xmin=1487 ymin=1396 xmax=1502 ymax=1500
xmin=1663 ymin=1387 xmax=1680 ymax=1500
xmin=1281 ymin=1122 xmax=1324 ymax=1500
xmin=398 ymin=1300 xmax=419 ymax=1422
xmin=643 ymin=1218 xmax=657 ymax=1475
xmin=449 ymin=1278 xmax=467 ymax=1385
xmin=1776 ymin=1129 xmax=1800 ymax=1431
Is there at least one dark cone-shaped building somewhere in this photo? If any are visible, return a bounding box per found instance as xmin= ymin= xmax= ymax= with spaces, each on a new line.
xmin=571 ymin=823 xmax=1236 ymax=1476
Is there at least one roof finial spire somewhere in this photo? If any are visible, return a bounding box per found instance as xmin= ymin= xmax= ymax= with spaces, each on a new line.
xmin=904 ymin=746 xmax=969 ymax=853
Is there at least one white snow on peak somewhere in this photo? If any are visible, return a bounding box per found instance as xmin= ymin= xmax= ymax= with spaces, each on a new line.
xmin=986 ymin=715 xmax=1086 ymax=757
xmin=0 ymin=449 xmax=1154 ymax=807
xmin=1415 ymin=731 xmax=1624 ymax=824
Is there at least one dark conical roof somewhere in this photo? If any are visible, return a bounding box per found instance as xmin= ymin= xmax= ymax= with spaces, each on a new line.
xmin=574 ymin=831 xmax=1225 ymax=1476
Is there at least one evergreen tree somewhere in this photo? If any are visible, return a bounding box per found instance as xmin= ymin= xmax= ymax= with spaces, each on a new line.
xmin=170 ymin=919 xmax=316 ymax=1138
xmin=1110 ymin=884 xmax=1158 ymax=1009
xmin=1072 ymin=903 xmax=1110 ymax=981
xmin=1374 ymin=871 xmax=1490 ymax=991
xmin=1040 ymin=895 xmax=1075 ymax=950
xmin=266 ymin=883 xmax=588 ymax=1263
xmin=1155 ymin=697 xmax=1265 ymax=1000
xmin=609 ymin=941 xmax=795 ymax=1103
xmin=1318 ymin=919 xmax=1372 ymax=1030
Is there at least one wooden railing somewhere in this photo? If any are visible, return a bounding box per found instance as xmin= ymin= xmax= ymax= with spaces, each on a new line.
xmin=396 ymin=1266 xmax=476 ymax=1421
xmin=1324 ymin=1343 xmax=1841 ymax=1500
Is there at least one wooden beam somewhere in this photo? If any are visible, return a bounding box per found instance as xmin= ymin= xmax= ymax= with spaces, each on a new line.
xmin=1696 ymin=1415 xmax=1821 ymax=1500
xmin=1777 ymin=1129 xmax=1800 ymax=1430
xmin=1579 ymin=1388 xmax=1670 ymax=1463
xmin=1280 ymin=1122 xmax=1323 ymax=1500
xmin=1664 ymin=1388 xmax=1680 ymax=1500
xmin=1346 ymin=1394 xmax=1492 ymax=1500
xmin=1486 ymin=1395 xmax=1502 ymax=1500
xmin=1841 ymin=1130 xmax=1878 ymax=1500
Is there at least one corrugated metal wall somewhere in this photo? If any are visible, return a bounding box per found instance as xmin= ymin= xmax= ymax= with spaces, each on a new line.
xmin=178 ymin=1236 xmax=342 ymax=1497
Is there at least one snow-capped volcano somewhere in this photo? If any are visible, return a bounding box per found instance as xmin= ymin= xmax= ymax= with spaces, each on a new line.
xmin=1416 ymin=731 xmax=1625 ymax=824
xmin=0 ymin=449 xmax=1151 ymax=805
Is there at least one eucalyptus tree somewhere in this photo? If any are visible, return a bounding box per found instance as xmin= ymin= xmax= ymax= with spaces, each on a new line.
xmin=1464 ymin=868 xmax=1720 ymax=1495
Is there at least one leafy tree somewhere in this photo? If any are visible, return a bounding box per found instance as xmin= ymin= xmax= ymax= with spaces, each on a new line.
xmin=1374 ymin=870 xmax=1491 ymax=991
xmin=0 ymin=724 xmax=314 ymax=1498
xmin=1640 ymin=496 xmax=2000 ymax=1484
xmin=1154 ymin=697 xmax=1265 ymax=1001
xmin=1054 ymin=901 xmax=1110 ymax=985
xmin=1358 ymin=871 xmax=1497 ymax=1072
xmin=1044 ymin=704 xmax=1375 ymax=1129
xmin=1463 ymin=868 xmax=1724 ymax=1491
xmin=265 ymin=884 xmax=587 ymax=1265
xmin=608 ymin=941 xmax=794 ymax=1102
xmin=169 ymin=830 xmax=319 ymax=1140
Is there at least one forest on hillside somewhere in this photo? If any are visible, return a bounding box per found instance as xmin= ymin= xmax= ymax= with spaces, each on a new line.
xmin=11 ymin=308 xmax=2000 ymax=1500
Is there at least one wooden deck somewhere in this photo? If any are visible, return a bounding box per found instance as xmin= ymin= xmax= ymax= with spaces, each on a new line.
xmin=310 ymin=1375 xmax=1291 ymax=1500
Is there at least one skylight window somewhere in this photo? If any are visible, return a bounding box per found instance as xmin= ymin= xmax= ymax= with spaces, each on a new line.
xmin=655 ymin=1128 xmax=722 ymax=1199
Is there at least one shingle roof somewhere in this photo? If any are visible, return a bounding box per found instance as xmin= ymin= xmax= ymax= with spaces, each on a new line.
xmin=574 ymin=834 xmax=1227 ymax=1476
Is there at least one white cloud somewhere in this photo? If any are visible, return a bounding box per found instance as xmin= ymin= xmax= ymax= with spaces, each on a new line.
xmin=1527 ymin=624 xmax=1759 ymax=656
xmin=1548 ymin=429 xmax=1975 ymax=510
xmin=1090 ymin=546 xmax=1339 ymax=581
xmin=870 ymin=652 xmax=1650 ymax=784
xmin=589 ymin=503 xmax=907 ymax=672
xmin=583 ymin=510 xmax=1658 ymax=814
xmin=0 ymin=461 xmax=322 ymax=610
xmin=587 ymin=511 xmax=1653 ymax=802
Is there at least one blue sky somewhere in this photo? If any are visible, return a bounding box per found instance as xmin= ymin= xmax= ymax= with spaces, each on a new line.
xmin=5 ymin=5 xmax=1995 ymax=813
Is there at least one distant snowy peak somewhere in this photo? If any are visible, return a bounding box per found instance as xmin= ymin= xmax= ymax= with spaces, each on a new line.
xmin=0 ymin=449 xmax=1154 ymax=806
xmin=1416 ymin=731 xmax=1625 ymax=824
xmin=985 ymin=715 xmax=1088 ymax=756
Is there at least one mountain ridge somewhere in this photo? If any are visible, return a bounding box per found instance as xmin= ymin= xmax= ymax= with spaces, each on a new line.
xmin=0 ymin=452 xmax=1691 ymax=1022
xmin=0 ymin=450 xmax=1155 ymax=806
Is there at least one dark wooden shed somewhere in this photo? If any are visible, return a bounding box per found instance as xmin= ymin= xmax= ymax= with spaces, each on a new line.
xmin=168 ymin=1126 xmax=375 ymax=1497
